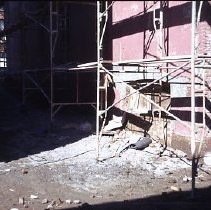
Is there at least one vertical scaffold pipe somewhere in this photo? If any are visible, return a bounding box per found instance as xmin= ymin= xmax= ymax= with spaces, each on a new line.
xmin=191 ymin=0 xmax=196 ymax=198
xmin=96 ymin=1 xmax=100 ymax=160
xmin=49 ymin=2 xmax=53 ymax=122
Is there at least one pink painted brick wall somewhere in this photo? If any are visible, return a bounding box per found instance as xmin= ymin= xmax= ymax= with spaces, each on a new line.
xmin=110 ymin=1 xmax=211 ymax=144
xmin=111 ymin=1 xmax=197 ymax=61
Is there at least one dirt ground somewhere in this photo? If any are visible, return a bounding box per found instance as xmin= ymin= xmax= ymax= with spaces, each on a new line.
xmin=1 ymin=83 xmax=211 ymax=210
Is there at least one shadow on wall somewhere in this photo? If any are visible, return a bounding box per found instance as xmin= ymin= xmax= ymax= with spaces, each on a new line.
xmin=170 ymin=96 xmax=211 ymax=129
xmin=105 ymin=78 xmax=171 ymax=141
xmin=103 ymin=1 xmax=113 ymax=62
xmin=107 ymin=106 xmax=153 ymax=134
xmin=106 ymin=80 xmax=153 ymax=134
xmin=61 ymin=186 xmax=211 ymax=210
xmin=110 ymin=1 xmax=211 ymax=40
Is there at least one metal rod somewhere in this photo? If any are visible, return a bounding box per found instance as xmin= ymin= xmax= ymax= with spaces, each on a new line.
xmin=52 ymin=3 xmax=59 ymax=56
xmin=77 ymin=60 xmax=113 ymax=67
xmin=100 ymin=62 xmax=191 ymax=129
xmin=196 ymin=1 xmax=203 ymax=28
xmin=99 ymin=1 xmax=114 ymax=19
xmin=50 ymin=2 xmax=54 ymax=122
xmin=195 ymin=65 xmax=211 ymax=68
xmin=52 ymin=105 xmax=62 ymax=117
xmin=22 ymin=71 xmax=25 ymax=105
xmin=159 ymin=2 xmax=164 ymax=56
xmin=96 ymin=1 xmax=101 ymax=160
xmin=25 ymin=68 xmax=49 ymax=72
xmin=198 ymin=54 xmax=211 ymax=58
xmin=202 ymin=59 xmax=206 ymax=134
xmin=197 ymin=58 xmax=206 ymax=156
xmin=66 ymin=1 xmax=97 ymax=6
xmin=25 ymin=73 xmax=50 ymax=102
xmin=77 ymin=71 xmax=79 ymax=103
xmin=24 ymin=13 xmax=50 ymax=32
xmin=24 ymin=88 xmax=41 ymax=90
xmin=53 ymin=102 xmax=97 ymax=105
xmin=100 ymin=62 xmax=189 ymax=112
xmin=191 ymin=0 xmax=196 ymax=198
xmin=114 ymin=54 xmax=211 ymax=65
xmin=100 ymin=1 xmax=108 ymax=48
xmin=105 ymin=74 xmax=108 ymax=111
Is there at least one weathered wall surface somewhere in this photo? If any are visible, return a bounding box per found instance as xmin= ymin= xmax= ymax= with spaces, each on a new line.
xmin=109 ymin=1 xmax=211 ymax=153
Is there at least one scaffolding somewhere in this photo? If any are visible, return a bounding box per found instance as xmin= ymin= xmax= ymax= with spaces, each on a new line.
xmin=22 ymin=1 xmax=97 ymax=121
xmin=20 ymin=0 xmax=211 ymax=197
xmin=96 ymin=1 xmax=211 ymax=197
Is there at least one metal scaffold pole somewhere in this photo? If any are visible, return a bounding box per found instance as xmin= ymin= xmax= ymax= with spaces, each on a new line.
xmin=96 ymin=1 xmax=100 ymax=160
xmin=49 ymin=1 xmax=53 ymax=122
xmin=191 ymin=0 xmax=196 ymax=198
xmin=94 ymin=1 xmax=211 ymax=172
xmin=49 ymin=1 xmax=59 ymax=121
xmin=96 ymin=1 xmax=110 ymax=160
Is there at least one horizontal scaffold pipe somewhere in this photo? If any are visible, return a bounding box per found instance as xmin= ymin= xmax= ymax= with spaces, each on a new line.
xmin=99 ymin=61 xmax=191 ymax=129
xmin=113 ymin=54 xmax=211 ymax=65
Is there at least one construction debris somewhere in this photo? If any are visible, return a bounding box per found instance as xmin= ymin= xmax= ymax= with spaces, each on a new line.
xmin=182 ymin=176 xmax=192 ymax=183
xmin=204 ymin=152 xmax=211 ymax=166
xmin=42 ymin=198 xmax=49 ymax=204
xmin=168 ymin=179 xmax=177 ymax=184
xmin=18 ymin=197 xmax=24 ymax=205
xmin=65 ymin=199 xmax=72 ymax=204
xmin=103 ymin=115 xmax=124 ymax=131
xmin=46 ymin=201 xmax=56 ymax=209
xmin=116 ymin=136 xmax=153 ymax=156
xmin=56 ymin=198 xmax=63 ymax=205
xmin=23 ymin=204 xmax=28 ymax=208
xmin=170 ymin=186 xmax=181 ymax=192
xmin=30 ymin=195 xmax=38 ymax=199
xmin=130 ymin=136 xmax=152 ymax=150
xmin=73 ymin=200 xmax=81 ymax=204
xmin=22 ymin=168 xmax=28 ymax=175
xmin=173 ymin=149 xmax=187 ymax=158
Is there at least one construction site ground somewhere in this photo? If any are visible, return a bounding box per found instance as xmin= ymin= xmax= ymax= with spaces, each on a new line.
xmin=1 ymin=84 xmax=211 ymax=210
